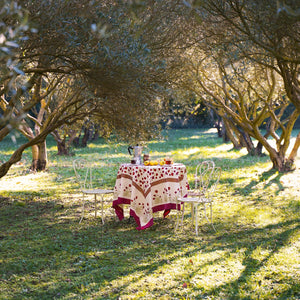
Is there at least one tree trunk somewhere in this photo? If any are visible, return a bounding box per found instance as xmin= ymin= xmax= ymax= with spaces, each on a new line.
xmin=0 ymin=128 xmax=50 ymax=178
xmin=221 ymin=118 xmax=230 ymax=142
xmin=81 ymin=126 xmax=92 ymax=147
xmin=259 ymin=135 xmax=295 ymax=172
xmin=73 ymin=130 xmax=81 ymax=147
xmin=222 ymin=118 xmax=242 ymax=149
xmin=66 ymin=130 xmax=77 ymax=153
xmin=30 ymin=141 xmax=48 ymax=171
xmin=286 ymin=131 xmax=300 ymax=170
xmin=52 ymin=129 xmax=77 ymax=156
xmin=30 ymin=144 xmax=39 ymax=171
xmin=38 ymin=140 xmax=48 ymax=170
xmin=269 ymin=153 xmax=286 ymax=172
xmin=57 ymin=139 xmax=69 ymax=155
xmin=242 ymin=131 xmax=254 ymax=155
xmin=255 ymin=142 xmax=264 ymax=156
xmin=0 ymin=146 xmax=27 ymax=178
xmin=53 ymin=133 xmax=71 ymax=155
xmin=213 ymin=114 xmax=222 ymax=138
xmin=92 ymin=126 xmax=99 ymax=141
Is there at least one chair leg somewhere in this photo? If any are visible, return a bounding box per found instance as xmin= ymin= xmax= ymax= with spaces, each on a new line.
xmin=175 ymin=201 xmax=181 ymax=232
xmin=101 ymin=195 xmax=104 ymax=225
xmin=180 ymin=202 xmax=186 ymax=229
xmin=175 ymin=202 xmax=178 ymax=232
xmin=195 ymin=204 xmax=198 ymax=236
xmin=79 ymin=193 xmax=85 ymax=223
xmin=209 ymin=202 xmax=216 ymax=232
xmin=191 ymin=203 xmax=194 ymax=224
xmin=203 ymin=203 xmax=216 ymax=232
xmin=94 ymin=194 xmax=97 ymax=218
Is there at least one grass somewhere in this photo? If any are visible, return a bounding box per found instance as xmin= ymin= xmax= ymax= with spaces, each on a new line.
xmin=0 ymin=128 xmax=299 ymax=299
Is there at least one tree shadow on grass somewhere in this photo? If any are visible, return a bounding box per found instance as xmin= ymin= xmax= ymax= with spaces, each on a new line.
xmin=205 ymin=219 xmax=300 ymax=299
xmin=1 ymin=196 xmax=299 ymax=299
xmin=234 ymin=168 xmax=285 ymax=198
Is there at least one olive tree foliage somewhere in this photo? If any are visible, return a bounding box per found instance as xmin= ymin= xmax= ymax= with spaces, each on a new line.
xmin=277 ymin=0 xmax=300 ymax=17
xmin=0 ymin=0 xmax=193 ymax=177
xmin=18 ymin=0 xmax=167 ymax=140
xmin=178 ymin=0 xmax=300 ymax=171
xmin=0 ymin=1 xmax=41 ymax=134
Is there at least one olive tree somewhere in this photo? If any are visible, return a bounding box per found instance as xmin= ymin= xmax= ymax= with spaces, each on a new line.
xmin=178 ymin=0 xmax=300 ymax=171
xmin=0 ymin=0 xmax=192 ymax=177
xmin=0 ymin=1 xmax=41 ymax=135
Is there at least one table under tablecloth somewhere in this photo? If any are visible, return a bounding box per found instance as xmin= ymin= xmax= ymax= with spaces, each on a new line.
xmin=112 ymin=163 xmax=189 ymax=230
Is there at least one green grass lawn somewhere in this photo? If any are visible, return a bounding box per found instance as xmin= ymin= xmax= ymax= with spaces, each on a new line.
xmin=0 ymin=128 xmax=299 ymax=299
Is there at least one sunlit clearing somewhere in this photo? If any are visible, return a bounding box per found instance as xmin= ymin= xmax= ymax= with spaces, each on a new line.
xmin=146 ymin=140 xmax=164 ymax=144
xmin=87 ymin=144 xmax=111 ymax=149
xmin=204 ymin=128 xmax=218 ymax=133
xmin=182 ymin=147 xmax=200 ymax=155
xmin=0 ymin=172 xmax=57 ymax=192
xmin=179 ymin=135 xmax=203 ymax=140
xmin=254 ymin=210 xmax=283 ymax=227
xmin=47 ymin=145 xmax=60 ymax=151
xmin=0 ymin=149 xmax=16 ymax=155
xmin=178 ymin=128 xmax=217 ymax=141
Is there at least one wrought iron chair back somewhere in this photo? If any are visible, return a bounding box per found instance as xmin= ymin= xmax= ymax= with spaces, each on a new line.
xmin=73 ymin=158 xmax=114 ymax=224
xmin=193 ymin=160 xmax=215 ymax=196
xmin=176 ymin=160 xmax=221 ymax=235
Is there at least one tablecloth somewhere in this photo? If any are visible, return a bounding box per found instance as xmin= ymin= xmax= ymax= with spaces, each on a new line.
xmin=112 ymin=163 xmax=189 ymax=230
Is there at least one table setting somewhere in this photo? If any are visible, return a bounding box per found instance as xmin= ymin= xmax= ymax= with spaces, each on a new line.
xmin=112 ymin=144 xmax=189 ymax=230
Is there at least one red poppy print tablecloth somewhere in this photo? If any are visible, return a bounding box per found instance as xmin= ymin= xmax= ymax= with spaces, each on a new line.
xmin=112 ymin=163 xmax=189 ymax=230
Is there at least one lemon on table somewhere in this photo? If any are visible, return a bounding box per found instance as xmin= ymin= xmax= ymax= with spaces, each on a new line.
xmin=144 ymin=160 xmax=150 ymax=166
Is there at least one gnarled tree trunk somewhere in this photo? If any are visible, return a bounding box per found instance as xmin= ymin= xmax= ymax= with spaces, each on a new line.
xmin=30 ymin=144 xmax=39 ymax=171
xmin=38 ymin=140 xmax=48 ymax=170
xmin=0 ymin=130 xmax=49 ymax=178
xmin=222 ymin=117 xmax=242 ymax=149
xmin=52 ymin=129 xmax=77 ymax=156
xmin=286 ymin=131 xmax=300 ymax=170
xmin=30 ymin=140 xmax=48 ymax=171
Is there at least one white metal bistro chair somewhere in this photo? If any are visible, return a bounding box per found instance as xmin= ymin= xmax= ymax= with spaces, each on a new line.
xmin=73 ymin=158 xmax=114 ymax=224
xmin=176 ymin=160 xmax=221 ymax=235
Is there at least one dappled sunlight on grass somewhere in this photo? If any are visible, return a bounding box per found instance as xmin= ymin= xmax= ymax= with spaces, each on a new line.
xmin=203 ymin=128 xmax=219 ymax=134
xmin=47 ymin=145 xmax=61 ymax=152
xmin=0 ymin=172 xmax=58 ymax=193
xmin=146 ymin=139 xmax=165 ymax=145
xmin=181 ymin=147 xmax=201 ymax=155
xmin=253 ymin=210 xmax=283 ymax=227
xmin=87 ymin=143 xmax=112 ymax=149
xmin=189 ymin=254 xmax=245 ymax=290
xmin=0 ymin=149 xmax=17 ymax=156
xmin=0 ymin=129 xmax=299 ymax=299
xmin=179 ymin=134 xmax=206 ymax=140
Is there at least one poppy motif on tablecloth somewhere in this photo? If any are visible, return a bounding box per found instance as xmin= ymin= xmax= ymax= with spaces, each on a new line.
xmin=113 ymin=163 xmax=189 ymax=229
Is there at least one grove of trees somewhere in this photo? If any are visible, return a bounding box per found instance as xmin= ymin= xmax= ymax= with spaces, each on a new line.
xmin=0 ymin=0 xmax=186 ymax=176
xmin=1 ymin=0 xmax=299 ymax=177
xmin=171 ymin=0 xmax=300 ymax=171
